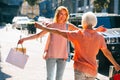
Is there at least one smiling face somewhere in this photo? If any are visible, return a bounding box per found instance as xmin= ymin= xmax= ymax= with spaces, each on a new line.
xmin=57 ymin=9 xmax=67 ymax=23
xmin=53 ymin=6 xmax=69 ymax=23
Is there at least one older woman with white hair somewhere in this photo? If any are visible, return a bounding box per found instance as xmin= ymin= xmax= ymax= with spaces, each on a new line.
xmin=81 ymin=12 xmax=97 ymax=29
xmin=35 ymin=12 xmax=120 ymax=80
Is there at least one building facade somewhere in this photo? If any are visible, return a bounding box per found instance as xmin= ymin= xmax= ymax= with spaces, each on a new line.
xmin=0 ymin=0 xmax=120 ymax=24
xmin=70 ymin=0 xmax=120 ymax=14
xmin=0 ymin=0 xmax=22 ymax=24
xmin=39 ymin=0 xmax=120 ymax=18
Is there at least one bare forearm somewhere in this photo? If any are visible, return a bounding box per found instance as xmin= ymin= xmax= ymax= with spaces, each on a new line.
xmin=40 ymin=26 xmax=67 ymax=38
xmin=35 ymin=22 xmax=68 ymax=38
xmin=23 ymin=34 xmax=38 ymax=41
xmin=18 ymin=31 xmax=46 ymax=44
xmin=102 ymin=49 xmax=119 ymax=66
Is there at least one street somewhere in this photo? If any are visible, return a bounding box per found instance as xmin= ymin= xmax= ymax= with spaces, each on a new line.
xmin=0 ymin=27 xmax=109 ymax=80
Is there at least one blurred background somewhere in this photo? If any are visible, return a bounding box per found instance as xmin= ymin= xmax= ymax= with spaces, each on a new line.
xmin=0 ymin=0 xmax=120 ymax=79
xmin=0 ymin=0 xmax=120 ymax=24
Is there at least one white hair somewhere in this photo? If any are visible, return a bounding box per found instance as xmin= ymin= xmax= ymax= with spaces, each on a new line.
xmin=82 ymin=12 xmax=97 ymax=28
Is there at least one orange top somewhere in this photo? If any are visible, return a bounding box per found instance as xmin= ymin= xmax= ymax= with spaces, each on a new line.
xmin=44 ymin=23 xmax=68 ymax=59
xmin=67 ymin=29 xmax=107 ymax=77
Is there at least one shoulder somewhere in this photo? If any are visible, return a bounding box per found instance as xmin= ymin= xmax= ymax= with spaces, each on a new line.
xmin=95 ymin=32 xmax=105 ymax=41
xmin=67 ymin=22 xmax=79 ymax=31
xmin=97 ymin=32 xmax=104 ymax=37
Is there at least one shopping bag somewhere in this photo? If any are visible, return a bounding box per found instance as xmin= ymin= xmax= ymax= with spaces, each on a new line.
xmin=15 ymin=47 xmax=26 ymax=54
xmin=15 ymin=44 xmax=26 ymax=54
xmin=6 ymin=48 xmax=29 ymax=69
xmin=113 ymin=73 xmax=120 ymax=80
xmin=109 ymin=65 xmax=120 ymax=80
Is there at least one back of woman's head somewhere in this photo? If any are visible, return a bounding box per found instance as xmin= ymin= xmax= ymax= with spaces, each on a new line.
xmin=53 ymin=6 xmax=69 ymax=23
xmin=82 ymin=12 xmax=97 ymax=28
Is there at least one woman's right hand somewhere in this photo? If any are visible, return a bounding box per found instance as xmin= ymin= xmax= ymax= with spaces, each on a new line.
xmin=43 ymin=51 xmax=47 ymax=60
xmin=18 ymin=38 xmax=24 ymax=44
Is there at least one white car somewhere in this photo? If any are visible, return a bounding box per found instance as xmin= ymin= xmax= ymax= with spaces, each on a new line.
xmin=12 ymin=16 xmax=31 ymax=24
xmin=12 ymin=16 xmax=34 ymax=30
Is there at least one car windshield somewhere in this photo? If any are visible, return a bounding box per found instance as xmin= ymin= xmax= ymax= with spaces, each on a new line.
xmin=96 ymin=17 xmax=111 ymax=28
xmin=12 ymin=16 xmax=30 ymax=24
xmin=96 ymin=16 xmax=120 ymax=28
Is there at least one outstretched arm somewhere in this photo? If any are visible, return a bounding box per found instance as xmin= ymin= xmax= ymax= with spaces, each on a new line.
xmin=35 ymin=22 xmax=68 ymax=38
xmin=18 ymin=31 xmax=47 ymax=44
xmin=95 ymin=25 xmax=107 ymax=32
xmin=101 ymin=48 xmax=120 ymax=71
xmin=18 ymin=23 xmax=48 ymax=44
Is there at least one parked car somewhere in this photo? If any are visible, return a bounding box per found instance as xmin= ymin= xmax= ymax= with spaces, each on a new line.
xmin=96 ymin=16 xmax=120 ymax=76
xmin=12 ymin=16 xmax=31 ymax=29
xmin=12 ymin=16 xmax=36 ymax=34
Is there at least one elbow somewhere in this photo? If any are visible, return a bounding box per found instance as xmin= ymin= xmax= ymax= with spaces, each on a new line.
xmin=103 ymin=49 xmax=112 ymax=57
xmin=63 ymin=34 xmax=67 ymax=38
xmin=60 ymin=33 xmax=67 ymax=39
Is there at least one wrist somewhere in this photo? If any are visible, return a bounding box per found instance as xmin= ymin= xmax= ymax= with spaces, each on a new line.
xmin=44 ymin=50 xmax=48 ymax=53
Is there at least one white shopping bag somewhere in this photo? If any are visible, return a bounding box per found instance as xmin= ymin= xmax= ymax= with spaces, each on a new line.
xmin=6 ymin=48 xmax=29 ymax=69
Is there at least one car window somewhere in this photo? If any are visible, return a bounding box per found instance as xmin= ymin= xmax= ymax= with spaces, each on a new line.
xmin=96 ymin=17 xmax=111 ymax=28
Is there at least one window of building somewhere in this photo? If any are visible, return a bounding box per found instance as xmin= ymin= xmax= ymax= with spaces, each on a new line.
xmin=78 ymin=0 xmax=84 ymax=7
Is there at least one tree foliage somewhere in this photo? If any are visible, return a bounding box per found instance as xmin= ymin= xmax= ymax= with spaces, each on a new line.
xmin=24 ymin=0 xmax=41 ymax=18
xmin=93 ymin=0 xmax=110 ymax=12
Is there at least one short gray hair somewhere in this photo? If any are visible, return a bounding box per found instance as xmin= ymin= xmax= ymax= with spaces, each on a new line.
xmin=82 ymin=12 xmax=97 ymax=28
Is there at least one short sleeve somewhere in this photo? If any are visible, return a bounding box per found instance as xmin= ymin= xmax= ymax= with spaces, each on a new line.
xmin=67 ymin=30 xmax=81 ymax=42
xmin=100 ymin=36 xmax=107 ymax=49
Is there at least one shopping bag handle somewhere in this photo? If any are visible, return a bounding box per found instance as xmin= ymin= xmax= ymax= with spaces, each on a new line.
xmin=16 ymin=35 xmax=25 ymax=54
xmin=116 ymin=70 xmax=120 ymax=74
xmin=16 ymin=43 xmax=25 ymax=54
